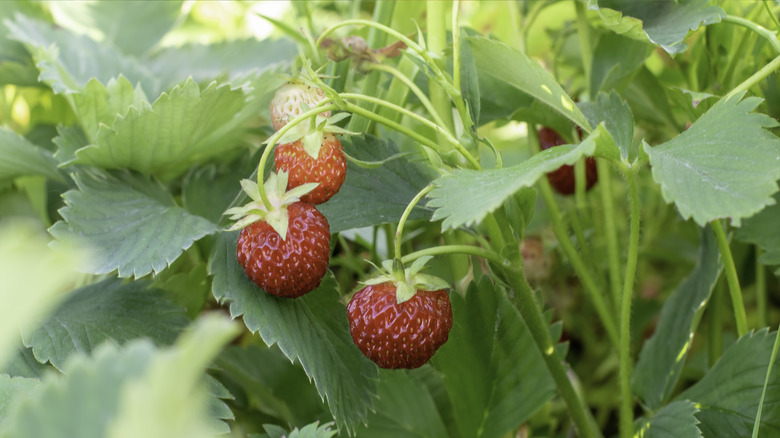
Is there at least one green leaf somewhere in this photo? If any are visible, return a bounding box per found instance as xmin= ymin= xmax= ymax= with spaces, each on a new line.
xmin=736 ymin=194 xmax=780 ymax=275
xmin=263 ymin=422 xmax=337 ymax=438
xmin=0 ymin=375 xmax=39 ymax=433
xmin=0 ymin=220 xmax=84 ymax=368
xmin=72 ymin=79 xmax=246 ymax=179
xmin=428 ymin=125 xmax=617 ymax=230
xmin=6 ymin=14 xmax=159 ymax=95
xmin=632 ymin=227 xmax=722 ymax=409
xmin=2 ymin=347 xmax=48 ymax=378
xmin=49 ymin=171 xmax=218 ymax=278
xmin=635 ymin=400 xmax=702 ymax=438
xmin=183 ymin=151 xmax=258 ymax=225
xmin=459 ymin=31 xmax=480 ymax=126
xmin=354 ymin=369 xmax=449 ymax=438
xmin=0 ymin=126 xmax=65 ymax=183
xmin=48 ymin=1 xmax=182 ymax=56
xmin=71 ymin=76 xmax=149 ymax=143
xmin=644 ymin=94 xmax=780 ymax=227
xmin=467 ymin=36 xmax=591 ymax=132
xmin=52 ymin=125 xmax=89 ymax=166
xmin=588 ymin=0 xmax=726 ymax=55
xmin=0 ymin=2 xmax=41 ymax=86
xmin=578 ymin=91 xmax=635 ymax=160
xmin=676 ymin=329 xmax=780 ymax=436
xmin=209 ymin=231 xmax=377 ymax=433
xmin=22 ymin=277 xmax=190 ymax=371
xmin=431 ymin=278 xmax=557 ymax=438
xmin=591 ymin=32 xmax=651 ymax=92
xmin=318 ymin=134 xmax=434 ymax=233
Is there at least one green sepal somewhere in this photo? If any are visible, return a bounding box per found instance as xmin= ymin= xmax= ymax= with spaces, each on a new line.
xmin=265 ymin=208 xmax=289 ymax=241
xmin=360 ymin=256 xmax=451 ymax=304
xmin=395 ymin=281 xmax=416 ymax=304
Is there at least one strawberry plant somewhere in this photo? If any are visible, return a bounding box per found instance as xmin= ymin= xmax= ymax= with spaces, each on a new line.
xmin=2 ymin=1 xmax=780 ymax=437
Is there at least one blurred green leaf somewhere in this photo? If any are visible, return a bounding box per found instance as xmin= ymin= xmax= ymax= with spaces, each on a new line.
xmin=579 ymin=91 xmax=635 ymax=160
xmin=319 ymin=134 xmax=434 ymax=233
xmin=459 ymin=32 xmax=480 ymax=126
xmin=632 ymin=227 xmax=722 ymax=409
xmin=735 ymin=193 xmax=780 ymax=275
xmin=428 ymin=125 xmax=617 ymax=231
xmin=431 ymin=278 xmax=558 ymax=438
xmin=1 ymin=347 xmax=48 ymax=379
xmin=71 ymin=76 xmax=149 ymax=143
xmin=52 ymin=125 xmax=89 ymax=166
xmin=0 ymin=2 xmax=45 ymax=86
xmin=354 ymin=369 xmax=449 ymax=438
xmin=49 ymin=171 xmax=217 ymax=278
xmin=262 ymin=422 xmax=337 ymax=438
xmin=588 ymin=0 xmax=725 ymax=55
xmin=49 ymin=1 xmax=183 ymax=57
xmin=644 ymin=94 xmax=780 ymax=227
xmin=22 ymin=278 xmax=190 ymax=371
xmin=591 ymin=32 xmax=650 ymax=92
xmin=0 ymin=375 xmax=39 ymax=433
xmin=209 ymin=232 xmax=377 ymax=433
xmin=635 ymin=400 xmax=702 ymax=438
xmin=467 ymin=36 xmax=591 ymax=131
xmin=0 ymin=127 xmax=65 ymax=183
xmin=72 ymin=79 xmax=246 ymax=179
xmin=676 ymin=329 xmax=780 ymax=436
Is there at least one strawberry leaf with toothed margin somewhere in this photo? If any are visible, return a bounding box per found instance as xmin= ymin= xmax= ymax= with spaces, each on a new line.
xmin=0 ymin=126 xmax=65 ymax=184
xmin=209 ymin=231 xmax=377 ymax=434
xmin=644 ymin=94 xmax=780 ymax=227
xmin=70 ymin=76 xmax=149 ymax=143
xmin=49 ymin=171 xmax=218 ymax=278
xmin=631 ymin=227 xmax=722 ymax=410
xmin=735 ymin=193 xmax=780 ymax=276
xmin=635 ymin=401 xmax=703 ymax=438
xmin=427 ymin=124 xmax=618 ymax=231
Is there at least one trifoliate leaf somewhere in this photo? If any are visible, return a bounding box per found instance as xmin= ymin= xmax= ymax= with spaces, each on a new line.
xmin=635 ymin=400 xmax=703 ymax=438
xmin=428 ymin=125 xmax=617 ymax=230
xmin=644 ymin=94 xmax=780 ymax=227
xmin=0 ymin=127 xmax=65 ymax=183
xmin=49 ymin=171 xmax=217 ymax=278
xmin=22 ymin=277 xmax=190 ymax=371
xmin=676 ymin=329 xmax=780 ymax=436
xmin=632 ymin=227 xmax=722 ymax=409
xmin=72 ymin=79 xmax=246 ymax=179
xmin=210 ymin=232 xmax=377 ymax=433
xmin=587 ymin=0 xmax=726 ymax=55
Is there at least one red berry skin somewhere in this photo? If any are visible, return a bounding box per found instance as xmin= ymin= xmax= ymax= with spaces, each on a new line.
xmin=236 ymin=202 xmax=330 ymax=298
xmin=347 ymin=282 xmax=453 ymax=369
xmin=538 ymin=127 xmax=597 ymax=195
xmin=275 ymin=134 xmax=347 ymax=205
xmin=270 ymin=82 xmax=331 ymax=131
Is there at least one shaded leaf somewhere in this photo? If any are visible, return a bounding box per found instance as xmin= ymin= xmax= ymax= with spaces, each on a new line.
xmin=644 ymin=94 xmax=780 ymax=226
xmin=635 ymin=400 xmax=702 ymax=438
xmin=632 ymin=227 xmax=722 ymax=409
xmin=0 ymin=126 xmax=65 ymax=183
xmin=467 ymin=36 xmax=591 ymax=132
xmin=49 ymin=171 xmax=217 ymax=278
xmin=588 ymin=0 xmax=725 ymax=55
xmin=1 ymin=347 xmax=48 ymax=379
xmin=209 ymin=231 xmax=377 ymax=433
xmin=318 ymin=134 xmax=434 ymax=233
xmin=676 ymin=329 xmax=780 ymax=437
xmin=22 ymin=278 xmax=190 ymax=370
xmin=591 ymin=32 xmax=650 ymax=92
xmin=579 ymin=91 xmax=635 ymax=160
xmin=428 ymin=125 xmax=617 ymax=231
xmin=431 ymin=278 xmax=558 ymax=438
xmin=736 ymin=193 xmax=780 ymax=275
xmin=0 ymin=375 xmax=39 ymax=432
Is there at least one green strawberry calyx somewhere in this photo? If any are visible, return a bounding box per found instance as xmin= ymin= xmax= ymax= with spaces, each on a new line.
xmin=362 ymin=256 xmax=450 ymax=304
xmin=223 ymin=171 xmax=317 ymax=240
xmin=272 ymin=111 xmax=358 ymax=160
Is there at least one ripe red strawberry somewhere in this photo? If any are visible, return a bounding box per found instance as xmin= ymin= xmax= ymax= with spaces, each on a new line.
xmin=270 ymin=81 xmax=332 ymax=131
xmin=347 ymin=282 xmax=453 ymax=369
xmin=236 ymin=201 xmax=330 ymax=298
xmin=538 ymin=126 xmax=597 ymax=195
xmin=275 ymin=133 xmax=347 ymax=204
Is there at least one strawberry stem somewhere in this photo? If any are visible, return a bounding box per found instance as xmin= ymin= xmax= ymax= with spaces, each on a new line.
xmin=394 ymin=184 xmax=434 ymax=261
xmin=401 ymin=244 xmax=508 ymax=267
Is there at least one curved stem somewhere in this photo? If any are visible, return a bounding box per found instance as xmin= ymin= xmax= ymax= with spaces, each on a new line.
xmin=257 ymin=102 xmax=340 ymax=209
xmin=712 ymin=219 xmax=749 ymax=337
xmin=618 ymin=166 xmax=641 ymax=438
xmin=394 ymin=184 xmax=434 ymax=260
xmin=722 ymin=15 xmax=780 ymax=54
xmin=402 ymin=244 xmax=508 ymax=267
xmin=764 ymin=0 xmax=780 ymax=30
xmin=726 ymin=54 xmax=780 ymax=99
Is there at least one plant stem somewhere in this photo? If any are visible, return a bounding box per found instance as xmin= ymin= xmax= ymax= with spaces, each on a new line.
xmin=529 ymin=128 xmax=620 ymax=348
xmin=574 ymin=0 xmax=593 ymax=96
xmin=394 ymin=184 xmax=434 ymax=260
xmin=342 ymin=102 xmax=447 ymax=155
xmin=727 ymin=54 xmax=780 ymax=99
xmin=722 ymin=15 xmax=780 ymax=54
xmin=496 ymin=264 xmax=600 ymax=438
xmin=376 ymin=55 xmax=419 ymax=123
xmin=452 ymin=1 xmax=461 ymax=94
xmin=712 ymin=219 xmax=749 ymax=337
xmin=751 ymin=326 xmax=780 ymax=438
xmin=708 ymin=280 xmax=724 ymax=367
xmin=618 ymin=166 xmax=641 ymax=438
xmin=427 ymin=0 xmax=456 ymax=136
xmin=764 ymin=0 xmax=780 ymax=30
xmin=402 ymin=244 xmax=508 ymax=267
xmin=597 ymin=159 xmax=622 ymax=309
xmin=757 ymin=247 xmax=768 ymax=327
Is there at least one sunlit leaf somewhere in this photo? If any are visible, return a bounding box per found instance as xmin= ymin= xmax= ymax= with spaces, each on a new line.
xmin=22 ymin=278 xmax=190 ymax=370
xmin=71 ymin=76 xmax=149 ymax=143
xmin=263 ymin=422 xmax=337 ymax=438
xmin=644 ymin=94 xmax=780 ymax=227
xmin=0 ymin=127 xmax=65 ymax=183
xmin=209 ymin=231 xmax=377 ymax=433
xmin=49 ymin=171 xmax=217 ymax=278
xmin=635 ymin=400 xmax=702 ymax=438
xmin=632 ymin=227 xmax=722 ymax=409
